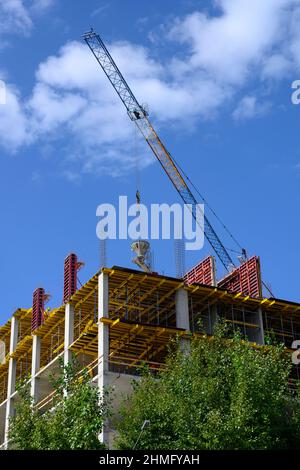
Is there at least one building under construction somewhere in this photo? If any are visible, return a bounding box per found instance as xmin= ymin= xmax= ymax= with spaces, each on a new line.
xmin=0 ymin=252 xmax=300 ymax=448
xmin=0 ymin=29 xmax=299 ymax=449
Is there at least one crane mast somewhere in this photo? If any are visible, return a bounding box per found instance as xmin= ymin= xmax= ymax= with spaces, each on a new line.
xmin=83 ymin=29 xmax=235 ymax=272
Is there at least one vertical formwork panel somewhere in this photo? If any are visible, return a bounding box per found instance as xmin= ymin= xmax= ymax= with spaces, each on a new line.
xmin=63 ymin=253 xmax=78 ymax=304
xmin=184 ymin=256 xmax=216 ymax=286
xmin=218 ymin=256 xmax=262 ymax=298
xmin=31 ymin=288 xmax=45 ymax=332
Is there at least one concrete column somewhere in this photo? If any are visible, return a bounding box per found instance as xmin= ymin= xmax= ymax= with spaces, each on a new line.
xmin=248 ymin=307 xmax=265 ymax=345
xmin=175 ymin=288 xmax=190 ymax=330
xmin=208 ymin=305 xmax=219 ymax=335
xmin=30 ymin=335 xmax=41 ymax=403
xmin=64 ymin=303 xmax=74 ymax=366
xmin=257 ymin=307 xmax=265 ymax=345
xmin=4 ymin=315 xmax=19 ymax=446
xmin=175 ymin=288 xmax=190 ymax=352
xmin=98 ymin=272 xmax=109 ymax=446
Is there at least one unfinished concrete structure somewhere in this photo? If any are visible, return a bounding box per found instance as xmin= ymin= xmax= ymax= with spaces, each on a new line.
xmin=0 ymin=259 xmax=300 ymax=448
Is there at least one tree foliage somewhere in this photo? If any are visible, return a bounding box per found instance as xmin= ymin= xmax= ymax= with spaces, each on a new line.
xmin=115 ymin=324 xmax=300 ymax=450
xmin=8 ymin=358 xmax=111 ymax=450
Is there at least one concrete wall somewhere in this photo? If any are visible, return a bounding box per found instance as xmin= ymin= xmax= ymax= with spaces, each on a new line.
xmin=106 ymin=372 xmax=136 ymax=449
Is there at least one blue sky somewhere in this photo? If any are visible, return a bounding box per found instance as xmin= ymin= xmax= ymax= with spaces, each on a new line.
xmin=1 ymin=0 xmax=300 ymax=323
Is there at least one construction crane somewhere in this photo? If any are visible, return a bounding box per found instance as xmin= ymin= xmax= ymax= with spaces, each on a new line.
xmin=83 ymin=29 xmax=238 ymax=272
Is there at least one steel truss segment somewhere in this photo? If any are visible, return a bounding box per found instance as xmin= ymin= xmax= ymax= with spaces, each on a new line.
xmin=142 ymin=115 xmax=232 ymax=269
xmin=83 ymin=32 xmax=141 ymax=116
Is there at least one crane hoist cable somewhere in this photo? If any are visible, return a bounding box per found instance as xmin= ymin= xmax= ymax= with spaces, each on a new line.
xmin=170 ymin=153 xmax=246 ymax=257
xmin=82 ymin=29 xmax=239 ymax=273
xmin=134 ymin=124 xmax=142 ymax=233
xmin=170 ymin=154 xmax=274 ymax=296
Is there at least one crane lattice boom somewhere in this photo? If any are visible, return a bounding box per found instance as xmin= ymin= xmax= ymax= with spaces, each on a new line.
xmin=83 ymin=29 xmax=235 ymax=272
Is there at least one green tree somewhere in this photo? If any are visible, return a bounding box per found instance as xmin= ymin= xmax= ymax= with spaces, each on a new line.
xmin=115 ymin=324 xmax=300 ymax=450
xmin=7 ymin=376 xmax=40 ymax=450
xmin=8 ymin=358 xmax=111 ymax=450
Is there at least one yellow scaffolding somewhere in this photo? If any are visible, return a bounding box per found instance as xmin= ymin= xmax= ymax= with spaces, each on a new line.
xmin=1 ymin=265 xmax=300 ymax=392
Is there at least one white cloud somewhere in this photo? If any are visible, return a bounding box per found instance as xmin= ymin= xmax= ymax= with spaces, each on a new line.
xmin=169 ymin=0 xmax=300 ymax=84
xmin=0 ymin=0 xmax=32 ymax=36
xmin=31 ymin=0 xmax=54 ymax=13
xmin=262 ymin=54 xmax=292 ymax=79
xmin=1 ymin=0 xmax=300 ymax=177
xmin=232 ymin=96 xmax=270 ymax=120
xmin=0 ymin=85 xmax=29 ymax=151
xmin=28 ymin=82 xmax=86 ymax=134
xmin=90 ymin=3 xmax=110 ymax=19
xmin=0 ymin=0 xmax=53 ymax=38
xmin=17 ymin=40 xmax=232 ymax=175
xmin=62 ymin=169 xmax=81 ymax=183
xmin=27 ymin=41 xmax=158 ymax=176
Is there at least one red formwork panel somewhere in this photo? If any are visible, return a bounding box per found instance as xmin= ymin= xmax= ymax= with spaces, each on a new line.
xmin=217 ymin=256 xmax=262 ymax=298
xmin=184 ymin=256 xmax=216 ymax=286
xmin=31 ymin=287 xmax=45 ymax=332
xmin=63 ymin=253 xmax=78 ymax=304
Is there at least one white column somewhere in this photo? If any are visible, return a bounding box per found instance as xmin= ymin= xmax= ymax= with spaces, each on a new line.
xmin=175 ymin=288 xmax=190 ymax=352
xmin=4 ymin=315 xmax=19 ymax=445
xmin=64 ymin=303 xmax=74 ymax=366
xmin=98 ymin=272 xmax=109 ymax=446
xmin=175 ymin=288 xmax=190 ymax=330
xmin=30 ymin=335 xmax=41 ymax=403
